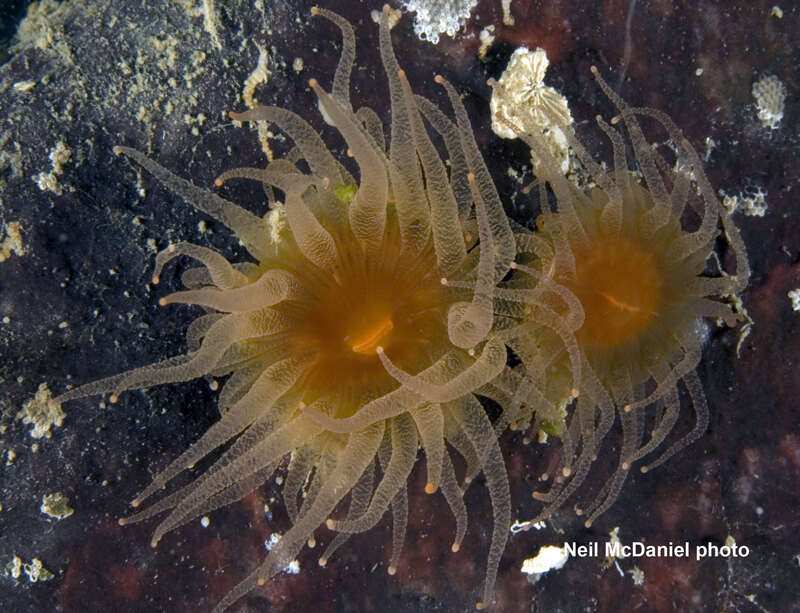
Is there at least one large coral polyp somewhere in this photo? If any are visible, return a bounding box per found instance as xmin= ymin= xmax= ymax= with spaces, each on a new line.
xmin=493 ymin=66 xmax=750 ymax=527
xmin=52 ymin=7 xmax=514 ymax=611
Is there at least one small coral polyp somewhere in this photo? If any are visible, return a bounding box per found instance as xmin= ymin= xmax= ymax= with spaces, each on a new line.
xmin=494 ymin=67 xmax=750 ymax=527
xmin=51 ymin=7 xmax=514 ymax=612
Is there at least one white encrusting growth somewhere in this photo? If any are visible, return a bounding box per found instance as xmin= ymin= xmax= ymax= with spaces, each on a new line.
xmin=752 ymin=74 xmax=786 ymax=130
xmin=490 ymin=47 xmax=574 ymax=175
xmin=401 ymin=0 xmax=477 ymax=44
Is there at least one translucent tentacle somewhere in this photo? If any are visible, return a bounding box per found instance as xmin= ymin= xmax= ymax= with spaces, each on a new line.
xmin=329 ymin=414 xmax=417 ymax=533
xmin=388 ymin=485 xmax=409 ymax=575
xmin=415 ymin=94 xmax=472 ymax=220
xmin=439 ymin=450 xmax=467 ymax=552
xmin=640 ymin=371 xmax=708 ymax=473
xmin=355 ymin=106 xmax=386 ymax=151
xmin=284 ymin=444 xmax=318 ymax=524
xmin=445 ymin=172 xmax=495 ymax=349
xmin=379 ymin=6 xmax=431 ymax=255
xmin=377 ymin=338 xmax=506 ymax=404
xmin=283 ymin=181 xmax=340 ymax=271
xmin=159 ymin=270 xmax=300 ymax=312
xmin=311 ymin=7 xmax=356 ymax=108
xmin=318 ymin=458 xmax=375 ymax=566
xmin=433 ymin=75 xmax=515 ymax=281
xmin=230 ymin=107 xmax=344 ymax=185
xmin=299 ymin=352 xmax=475 ymax=433
xmin=186 ymin=313 xmax=224 ymax=351
xmin=397 ymin=68 xmax=466 ymax=277
xmin=447 ymin=396 xmax=510 ymax=609
xmin=113 ymin=146 xmax=270 ymax=262
xmin=410 ymin=403 xmax=444 ymax=493
xmin=130 ymin=356 xmax=308 ymax=507
xmin=153 ymin=242 xmax=248 ymax=289
xmin=308 ymin=79 xmax=388 ymax=245
xmin=222 ymin=422 xmax=384 ymax=609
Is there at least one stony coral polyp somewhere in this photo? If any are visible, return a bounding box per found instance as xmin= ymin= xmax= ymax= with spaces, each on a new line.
xmin=52 ymin=6 xmax=514 ymax=612
xmin=494 ymin=66 xmax=750 ymax=527
xmin=48 ymin=5 xmax=753 ymax=612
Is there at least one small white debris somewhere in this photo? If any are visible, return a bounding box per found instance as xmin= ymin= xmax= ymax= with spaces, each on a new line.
xmin=788 ymin=289 xmax=800 ymax=312
xmin=703 ymin=136 xmax=716 ymax=162
xmin=521 ymin=545 xmax=569 ymax=577
xmin=478 ymin=25 xmax=495 ymax=59
xmin=771 ymin=5 xmax=783 ymax=18
xmin=264 ymin=532 xmax=300 ymax=573
xmin=607 ymin=526 xmax=624 ymax=560
xmin=752 ymin=74 xmax=786 ymax=130
xmin=371 ymin=6 xmax=402 ymax=28
xmin=265 ymin=532 xmax=282 ymax=551
xmin=23 ymin=558 xmax=54 ymax=582
xmin=510 ymin=518 xmax=546 ymax=533
xmin=31 ymin=139 xmax=72 ymax=195
xmin=4 ymin=555 xmax=22 ymax=579
xmin=13 ymin=80 xmax=36 ymax=92
xmin=4 ymin=556 xmax=54 ymax=582
xmin=17 ymin=383 xmax=65 ymax=439
xmin=266 ymin=202 xmax=287 ymax=250
xmin=292 ymin=57 xmax=304 ymax=73
xmin=40 ymin=493 xmax=74 ymax=520
xmin=0 ymin=221 xmax=26 ymax=262
xmin=720 ymin=187 xmax=768 ymax=217
xmin=33 ymin=171 xmax=62 ymax=195
xmin=200 ymin=516 xmax=210 ymax=528
xmin=501 ymin=0 xmax=515 ymax=25
xmin=629 ymin=565 xmax=645 ymax=585
xmin=49 ymin=139 xmax=72 ymax=174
